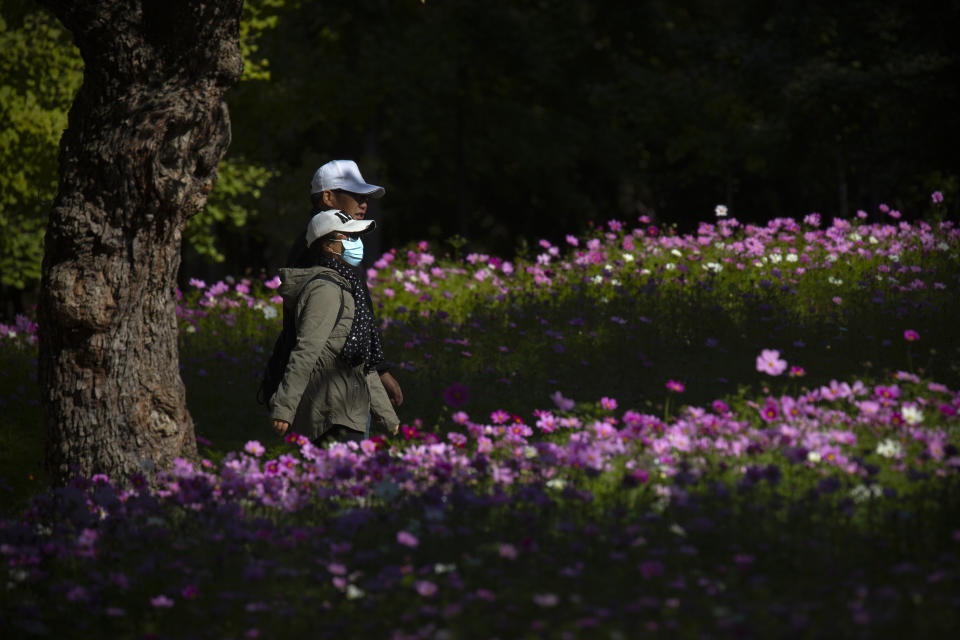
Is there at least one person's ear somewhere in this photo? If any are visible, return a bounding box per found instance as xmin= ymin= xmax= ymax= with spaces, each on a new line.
xmin=321 ymin=190 xmax=338 ymax=208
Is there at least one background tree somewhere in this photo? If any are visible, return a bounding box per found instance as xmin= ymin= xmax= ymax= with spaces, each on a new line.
xmin=37 ymin=0 xmax=244 ymax=485
xmin=0 ymin=3 xmax=81 ymax=308
xmin=0 ymin=0 xmax=280 ymax=312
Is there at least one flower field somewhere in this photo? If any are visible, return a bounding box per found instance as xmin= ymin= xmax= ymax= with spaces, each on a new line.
xmin=2 ymin=203 xmax=960 ymax=638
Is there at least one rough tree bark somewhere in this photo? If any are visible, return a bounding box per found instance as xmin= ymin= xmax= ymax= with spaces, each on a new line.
xmin=37 ymin=0 xmax=244 ymax=485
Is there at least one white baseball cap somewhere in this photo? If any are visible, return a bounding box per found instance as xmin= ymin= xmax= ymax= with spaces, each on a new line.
xmin=305 ymin=209 xmax=376 ymax=247
xmin=309 ymin=159 xmax=385 ymax=198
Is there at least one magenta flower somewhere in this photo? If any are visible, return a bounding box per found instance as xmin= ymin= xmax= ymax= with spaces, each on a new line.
xmin=264 ymin=275 xmax=282 ymax=290
xmin=414 ymin=580 xmax=437 ymax=597
xmin=600 ymin=397 xmax=618 ymax=410
xmin=756 ymin=349 xmax=787 ymax=376
xmin=932 ymin=190 xmax=944 ymax=203
xmin=788 ymin=366 xmax=806 ymax=378
xmin=490 ymin=409 xmax=510 ymax=424
xmin=760 ymin=400 xmax=780 ymax=422
xmin=904 ymin=329 xmax=920 ymax=342
xmin=665 ymin=380 xmax=685 ymax=393
xmin=442 ymin=382 xmax=470 ymax=408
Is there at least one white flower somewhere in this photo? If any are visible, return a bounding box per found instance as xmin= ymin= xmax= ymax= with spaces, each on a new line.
xmin=848 ymin=232 xmax=862 ymax=242
xmin=545 ymin=478 xmax=566 ymax=491
xmin=640 ymin=268 xmax=651 ymax=275
xmin=807 ymin=451 xmax=822 ymax=463
xmin=261 ymin=305 xmax=278 ymax=320
xmin=901 ymin=405 xmax=923 ymax=426
xmin=622 ymin=253 xmax=635 ymax=262
xmin=769 ymin=253 xmax=782 ymax=264
xmin=524 ymin=446 xmax=538 ymax=459
xmin=828 ymin=276 xmax=844 ymax=286
xmin=346 ymin=584 xmax=365 ymax=600
xmin=670 ymin=249 xmax=683 ymax=258
xmin=591 ymin=275 xmax=604 ymax=285
xmin=890 ymin=254 xmax=900 ymax=262
xmin=715 ymin=204 xmax=728 ymax=217
xmin=786 ymin=253 xmax=799 ymax=263
xmin=703 ymin=262 xmax=723 ymax=273
xmin=664 ymin=262 xmax=676 ymax=271
xmin=875 ymin=439 xmax=903 ymax=459
xmin=850 ymin=484 xmax=884 ymax=504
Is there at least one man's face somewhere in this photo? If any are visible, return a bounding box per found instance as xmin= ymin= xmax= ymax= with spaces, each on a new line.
xmin=324 ymin=190 xmax=368 ymax=220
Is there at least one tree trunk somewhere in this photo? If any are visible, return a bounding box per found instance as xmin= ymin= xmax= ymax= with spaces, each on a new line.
xmin=37 ymin=0 xmax=244 ymax=485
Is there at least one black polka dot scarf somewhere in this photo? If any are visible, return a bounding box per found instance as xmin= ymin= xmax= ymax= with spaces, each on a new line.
xmin=317 ymin=255 xmax=385 ymax=371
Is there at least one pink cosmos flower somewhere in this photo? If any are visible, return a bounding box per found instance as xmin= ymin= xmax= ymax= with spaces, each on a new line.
xmin=550 ymin=391 xmax=575 ymax=411
xmin=244 ymin=441 xmax=265 ymax=457
xmin=396 ymin=531 xmax=419 ymax=548
xmin=415 ymin=580 xmax=437 ymax=597
xmin=600 ymin=397 xmax=618 ymax=410
xmin=756 ymin=349 xmax=787 ymax=376
xmin=499 ymin=543 xmax=518 ymax=559
xmin=150 ymin=595 xmax=174 ymax=608
xmin=490 ymin=409 xmax=511 ymax=424
xmin=665 ymin=380 xmax=685 ymax=393
xmin=932 ymin=190 xmax=944 ymax=203
xmin=760 ymin=400 xmax=780 ymax=422
xmin=904 ymin=329 xmax=919 ymax=341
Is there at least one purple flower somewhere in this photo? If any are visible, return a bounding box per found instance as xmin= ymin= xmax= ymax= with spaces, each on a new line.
xmin=600 ymin=397 xmax=618 ymax=410
xmin=904 ymin=329 xmax=919 ymax=342
xmin=932 ymin=190 xmax=944 ymax=203
xmin=640 ymin=560 xmax=664 ymax=579
xmin=533 ymin=593 xmax=559 ymax=607
xmin=756 ymin=349 xmax=787 ymax=376
xmin=442 ymin=382 xmax=471 ymax=408
xmin=414 ymin=580 xmax=437 ymax=597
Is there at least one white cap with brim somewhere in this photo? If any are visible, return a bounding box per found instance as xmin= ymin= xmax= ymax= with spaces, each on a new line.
xmin=310 ymin=159 xmax=385 ymax=198
xmin=305 ymin=209 xmax=376 ymax=247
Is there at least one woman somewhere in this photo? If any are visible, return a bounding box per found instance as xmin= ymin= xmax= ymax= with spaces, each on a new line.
xmin=269 ymin=209 xmax=399 ymax=443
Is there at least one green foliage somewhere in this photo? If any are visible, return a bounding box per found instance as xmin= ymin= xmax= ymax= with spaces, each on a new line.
xmin=238 ymin=0 xmax=286 ymax=81
xmin=0 ymin=6 xmax=81 ymax=288
xmin=185 ymin=159 xmax=276 ymax=263
xmin=0 ymin=0 xmax=287 ymax=290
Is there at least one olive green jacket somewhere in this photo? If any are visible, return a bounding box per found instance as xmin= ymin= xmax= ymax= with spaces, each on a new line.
xmin=269 ymin=266 xmax=398 ymax=439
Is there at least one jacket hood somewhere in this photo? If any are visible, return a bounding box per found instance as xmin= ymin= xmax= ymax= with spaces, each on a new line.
xmin=276 ymin=266 xmax=349 ymax=304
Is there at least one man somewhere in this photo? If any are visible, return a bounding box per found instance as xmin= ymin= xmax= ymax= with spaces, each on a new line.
xmin=286 ymin=159 xmax=403 ymax=409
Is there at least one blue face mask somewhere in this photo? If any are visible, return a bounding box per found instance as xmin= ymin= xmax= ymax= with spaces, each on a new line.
xmin=340 ymin=237 xmax=364 ymax=266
